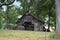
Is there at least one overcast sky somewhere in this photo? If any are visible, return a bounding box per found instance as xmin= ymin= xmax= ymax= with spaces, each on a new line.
xmin=2 ymin=0 xmax=20 ymax=11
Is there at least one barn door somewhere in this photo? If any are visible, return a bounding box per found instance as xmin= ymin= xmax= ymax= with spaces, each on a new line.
xmin=23 ymin=22 xmax=34 ymax=31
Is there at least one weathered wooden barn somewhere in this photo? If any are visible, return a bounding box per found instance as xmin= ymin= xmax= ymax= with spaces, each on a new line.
xmin=16 ymin=11 xmax=45 ymax=31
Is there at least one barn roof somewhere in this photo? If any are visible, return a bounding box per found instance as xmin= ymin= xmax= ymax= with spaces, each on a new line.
xmin=16 ymin=11 xmax=45 ymax=24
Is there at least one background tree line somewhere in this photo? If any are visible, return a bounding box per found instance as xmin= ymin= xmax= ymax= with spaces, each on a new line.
xmin=0 ymin=0 xmax=55 ymax=30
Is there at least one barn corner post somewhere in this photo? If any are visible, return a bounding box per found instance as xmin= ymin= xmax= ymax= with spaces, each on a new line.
xmin=55 ymin=0 xmax=60 ymax=34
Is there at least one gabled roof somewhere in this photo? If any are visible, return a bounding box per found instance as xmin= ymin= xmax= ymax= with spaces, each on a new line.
xmin=16 ymin=11 xmax=45 ymax=24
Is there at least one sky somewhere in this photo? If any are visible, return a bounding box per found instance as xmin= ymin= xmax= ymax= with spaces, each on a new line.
xmin=2 ymin=0 xmax=20 ymax=11
xmin=13 ymin=0 xmax=20 ymax=7
xmin=2 ymin=0 xmax=22 ymax=19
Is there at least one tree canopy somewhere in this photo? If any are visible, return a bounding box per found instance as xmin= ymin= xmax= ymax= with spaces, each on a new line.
xmin=0 ymin=0 xmax=55 ymax=30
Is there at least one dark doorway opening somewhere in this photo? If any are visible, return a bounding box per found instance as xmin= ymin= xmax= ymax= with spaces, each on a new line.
xmin=23 ymin=22 xmax=34 ymax=31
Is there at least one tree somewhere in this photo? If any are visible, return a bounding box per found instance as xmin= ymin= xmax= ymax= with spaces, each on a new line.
xmin=0 ymin=0 xmax=56 ymax=30
xmin=55 ymin=0 xmax=60 ymax=33
xmin=0 ymin=0 xmax=15 ymax=7
xmin=0 ymin=0 xmax=15 ymax=29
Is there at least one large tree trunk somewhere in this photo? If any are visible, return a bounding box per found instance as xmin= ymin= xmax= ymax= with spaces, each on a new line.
xmin=6 ymin=6 xmax=10 ymax=28
xmin=33 ymin=0 xmax=39 ymax=17
xmin=48 ymin=9 xmax=51 ymax=31
xmin=0 ymin=8 xmax=2 ymax=29
xmin=55 ymin=0 xmax=60 ymax=33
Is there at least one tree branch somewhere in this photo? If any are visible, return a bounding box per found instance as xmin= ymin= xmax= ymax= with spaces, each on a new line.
xmin=0 ymin=0 xmax=15 ymax=7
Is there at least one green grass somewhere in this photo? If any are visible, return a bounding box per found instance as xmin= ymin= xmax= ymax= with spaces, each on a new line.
xmin=0 ymin=30 xmax=59 ymax=40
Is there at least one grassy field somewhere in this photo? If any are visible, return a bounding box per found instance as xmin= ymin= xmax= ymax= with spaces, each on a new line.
xmin=0 ymin=30 xmax=60 ymax=40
